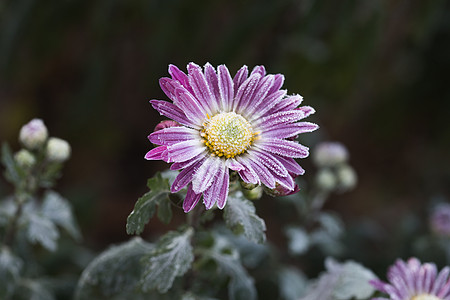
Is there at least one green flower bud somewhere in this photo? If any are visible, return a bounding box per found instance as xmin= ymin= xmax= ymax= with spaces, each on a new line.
xmin=46 ymin=137 xmax=71 ymax=162
xmin=14 ymin=149 xmax=36 ymax=168
xmin=315 ymin=168 xmax=337 ymax=191
xmin=336 ymin=165 xmax=357 ymax=190
xmin=19 ymin=119 xmax=48 ymax=150
xmin=242 ymin=186 xmax=263 ymax=200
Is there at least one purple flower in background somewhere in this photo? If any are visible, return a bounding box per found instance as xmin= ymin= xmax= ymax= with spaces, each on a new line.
xmin=430 ymin=203 xmax=450 ymax=237
xmin=370 ymin=257 xmax=450 ymax=300
xmin=146 ymin=63 xmax=318 ymax=212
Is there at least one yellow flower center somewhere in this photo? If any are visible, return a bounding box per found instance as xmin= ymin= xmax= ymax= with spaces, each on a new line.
xmin=201 ymin=112 xmax=257 ymax=158
xmin=412 ymin=294 xmax=442 ymax=300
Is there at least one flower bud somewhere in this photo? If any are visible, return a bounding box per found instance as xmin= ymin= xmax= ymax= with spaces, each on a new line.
xmin=430 ymin=203 xmax=450 ymax=237
xmin=240 ymin=180 xmax=259 ymax=190
xmin=336 ymin=165 xmax=357 ymax=190
xmin=14 ymin=149 xmax=36 ymax=169
xmin=313 ymin=142 xmax=349 ymax=167
xmin=242 ymin=185 xmax=263 ymax=200
xmin=46 ymin=137 xmax=71 ymax=162
xmin=154 ymin=120 xmax=181 ymax=132
xmin=264 ymin=183 xmax=300 ymax=197
xmin=19 ymin=119 xmax=48 ymax=150
xmin=315 ymin=168 xmax=337 ymax=191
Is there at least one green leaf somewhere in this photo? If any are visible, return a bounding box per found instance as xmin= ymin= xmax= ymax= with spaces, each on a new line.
xmin=1 ymin=143 xmax=26 ymax=186
xmin=140 ymin=228 xmax=194 ymax=293
xmin=206 ymin=235 xmax=257 ymax=300
xmin=278 ymin=267 xmax=308 ymax=300
xmin=26 ymin=212 xmax=59 ymax=252
xmin=285 ymin=226 xmax=310 ymax=255
xmin=0 ymin=246 xmax=23 ymax=299
xmin=126 ymin=172 xmax=172 ymax=235
xmin=75 ymin=237 xmax=153 ymax=300
xmin=223 ymin=192 xmax=266 ymax=244
xmin=41 ymin=190 xmax=81 ymax=241
xmin=300 ymin=258 xmax=377 ymax=300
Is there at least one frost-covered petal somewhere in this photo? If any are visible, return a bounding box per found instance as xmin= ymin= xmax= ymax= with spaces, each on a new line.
xmin=204 ymin=63 xmax=220 ymax=111
xmin=243 ymin=75 xmax=275 ymax=117
xmin=203 ymin=162 xmax=229 ymax=210
xmin=241 ymin=155 xmax=276 ymax=188
xmin=145 ymin=146 xmax=167 ymax=161
xmin=168 ymin=64 xmax=193 ymax=93
xmin=171 ymin=159 xmax=204 ymax=192
xmin=262 ymin=122 xmax=319 ymax=139
xmin=170 ymin=154 xmax=205 ymax=170
xmin=250 ymin=65 xmax=266 ymax=77
xmin=250 ymin=149 xmax=288 ymax=177
xmin=183 ymin=184 xmax=202 ymax=213
xmin=166 ymin=140 xmax=205 ymax=163
xmin=254 ymin=110 xmax=306 ymax=130
xmin=275 ymin=156 xmax=305 ymax=176
xmin=173 ymin=88 xmax=206 ymax=123
xmin=149 ymin=127 xmax=198 ymax=146
xmin=233 ymin=65 xmax=248 ymax=92
xmin=236 ymin=156 xmax=260 ymax=185
xmin=150 ymin=100 xmax=198 ymax=128
xmin=267 ymin=74 xmax=284 ymax=95
xmin=226 ymin=158 xmax=244 ymax=171
xmin=218 ymin=64 xmax=234 ymax=111
xmin=256 ymin=138 xmax=309 ymax=158
xmin=265 ymin=94 xmax=303 ymax=116
xmin=192 ymin=156 xmax=222 ymax=193
xmin=248 ymin=90 xmax=287 ymax=122
xmin=187 ymin=63 xmax=216 ymax=115
xmin=233 ymin=73 xmax=261 ymax=112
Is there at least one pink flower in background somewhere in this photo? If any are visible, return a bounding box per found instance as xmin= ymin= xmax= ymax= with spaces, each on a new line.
xmin=146 ymin=63 xmax=318 ymax=212
xmin=370 ymin=258 xmax=450 ymax=300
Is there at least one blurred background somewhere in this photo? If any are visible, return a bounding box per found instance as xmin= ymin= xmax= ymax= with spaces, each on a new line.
xmin=1 ymin=0 xmax=449 ymax=272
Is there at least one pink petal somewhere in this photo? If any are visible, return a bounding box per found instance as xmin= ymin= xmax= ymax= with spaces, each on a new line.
xmin=150 ymin=100 xmax=198 ymax=128
xmin=255 ymin=110 xmax=306 ymax=130
xmin=262 ymin=122 xmax=319 ymax=139
xmin=256 ymin=138 xmax=309 ymax=158
xmin=145 ymin=146 xmax=167 ymax=160
xmin=250 ymin=149 xmax=288 ymax=177
xmin=204 ymin=63 xmax=220 ymax=111
xmin=248 ymin=158 xmax=276 ymax=189
xmin=159 ymin=77 xmax=181 ymax=100
xmin=149 ymin=127 xmax=198 ymax=146
xmin=226 ymin=158 xmax=244 ymax=171
xmin=242 ymin=75 xmax=275 ymax=117
xmin=275 ymin=156 xmax=305 ymax=176
xmin=171 ymin=159 xmax=204 ymax=192
xmin=170 ymin=154 xmax=205 ymax=170
xmin=218 ymin=64 xmax=234 ymax=111
xmin=168 ymin=64 xmax=193 ymax=94
xmin=236 ymin=156 xmax=260 ymax=184
xmin=266 ymin=94 xmax=303 ymax=116
xmin=267 ymin=74 xmax=284 ymax=95
xmin=233 ymin=65 xmax=248 ymax=93
xmin=192 ymin=156 xmax=222 ymax=193
xmin=203 ymin=162 xmax=229 ymax=210
xmin=248 ymin=90 xmax=287 ymax=122
xmin=173 ymin=88 xmax=206 ymax=124
xmin=250 ymin=65 xmax=266 ymax=77
xmin=187 ymin=63 xmax=216 ymax=115
xmin=183 ymin=184 xmax=202 ymax=213
xmin=166 ymin=140 xmax=205 ymax=163
xmin=233 ymin=73 xmax=261 ymax=112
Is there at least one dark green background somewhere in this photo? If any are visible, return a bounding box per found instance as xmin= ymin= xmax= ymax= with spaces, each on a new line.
xmin=1 ymin=0 xmax=449 ymax=256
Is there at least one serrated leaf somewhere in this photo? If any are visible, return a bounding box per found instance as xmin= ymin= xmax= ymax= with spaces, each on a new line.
xmin=300 ymin=258 xmax=377 ymax=300
xmin=0 ymin=246 xmax=23 ymax=298
xmin=26 ymin=213 xmax=59 ymax=252
xmin=207 ymin=236 xmax=257 ymax=300
xmin=1 ymin=143 xmax=26 ymax=186
xmin=140 ymin=228 xmax=194 ymax=293
xmin=285 ymin=226 xmax=310 ymax=255
xmin=223 ymin=192 xmax=266 ymax=244
xmin=75 ymin=237 xmax=153 ymax=300
xmin=126 ymin=173 xmax=171 ymax=235
xmin=41 ymin=190 xmax=81 ymax=241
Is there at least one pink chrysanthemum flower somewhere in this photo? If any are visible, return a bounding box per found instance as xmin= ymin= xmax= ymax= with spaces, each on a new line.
xmin=370 ymin=258 xmax=450 ymax=300
xmin=146 ymin=63 xmax=318 ymax=212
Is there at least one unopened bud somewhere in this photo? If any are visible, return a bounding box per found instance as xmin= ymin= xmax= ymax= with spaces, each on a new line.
xmin=154 ymin=120 xmax=181 ymax=132
xmin=240 ymin=181 xmax=259 ymax=190
xmin=315 ymin=169 xmax=337 ymax=191
xmin=430 ymin=203 xmax=450 ymax=237
xmin=264 ymin=183 xmax=300 ymax=197
xmin=19 ymin=119 xmax=48 ymax=150
xmin=14 ymin=149 xmax=36 ymax=168
xmin=46 ymin=137 xmax=71 ymax=162
xmin=313 ymin=142 xmax=349 ymax=167
xmin=336 ymin=165 xmax=357 ymax=190
xmin=242 ymin=186 xmax=263 ymax=200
